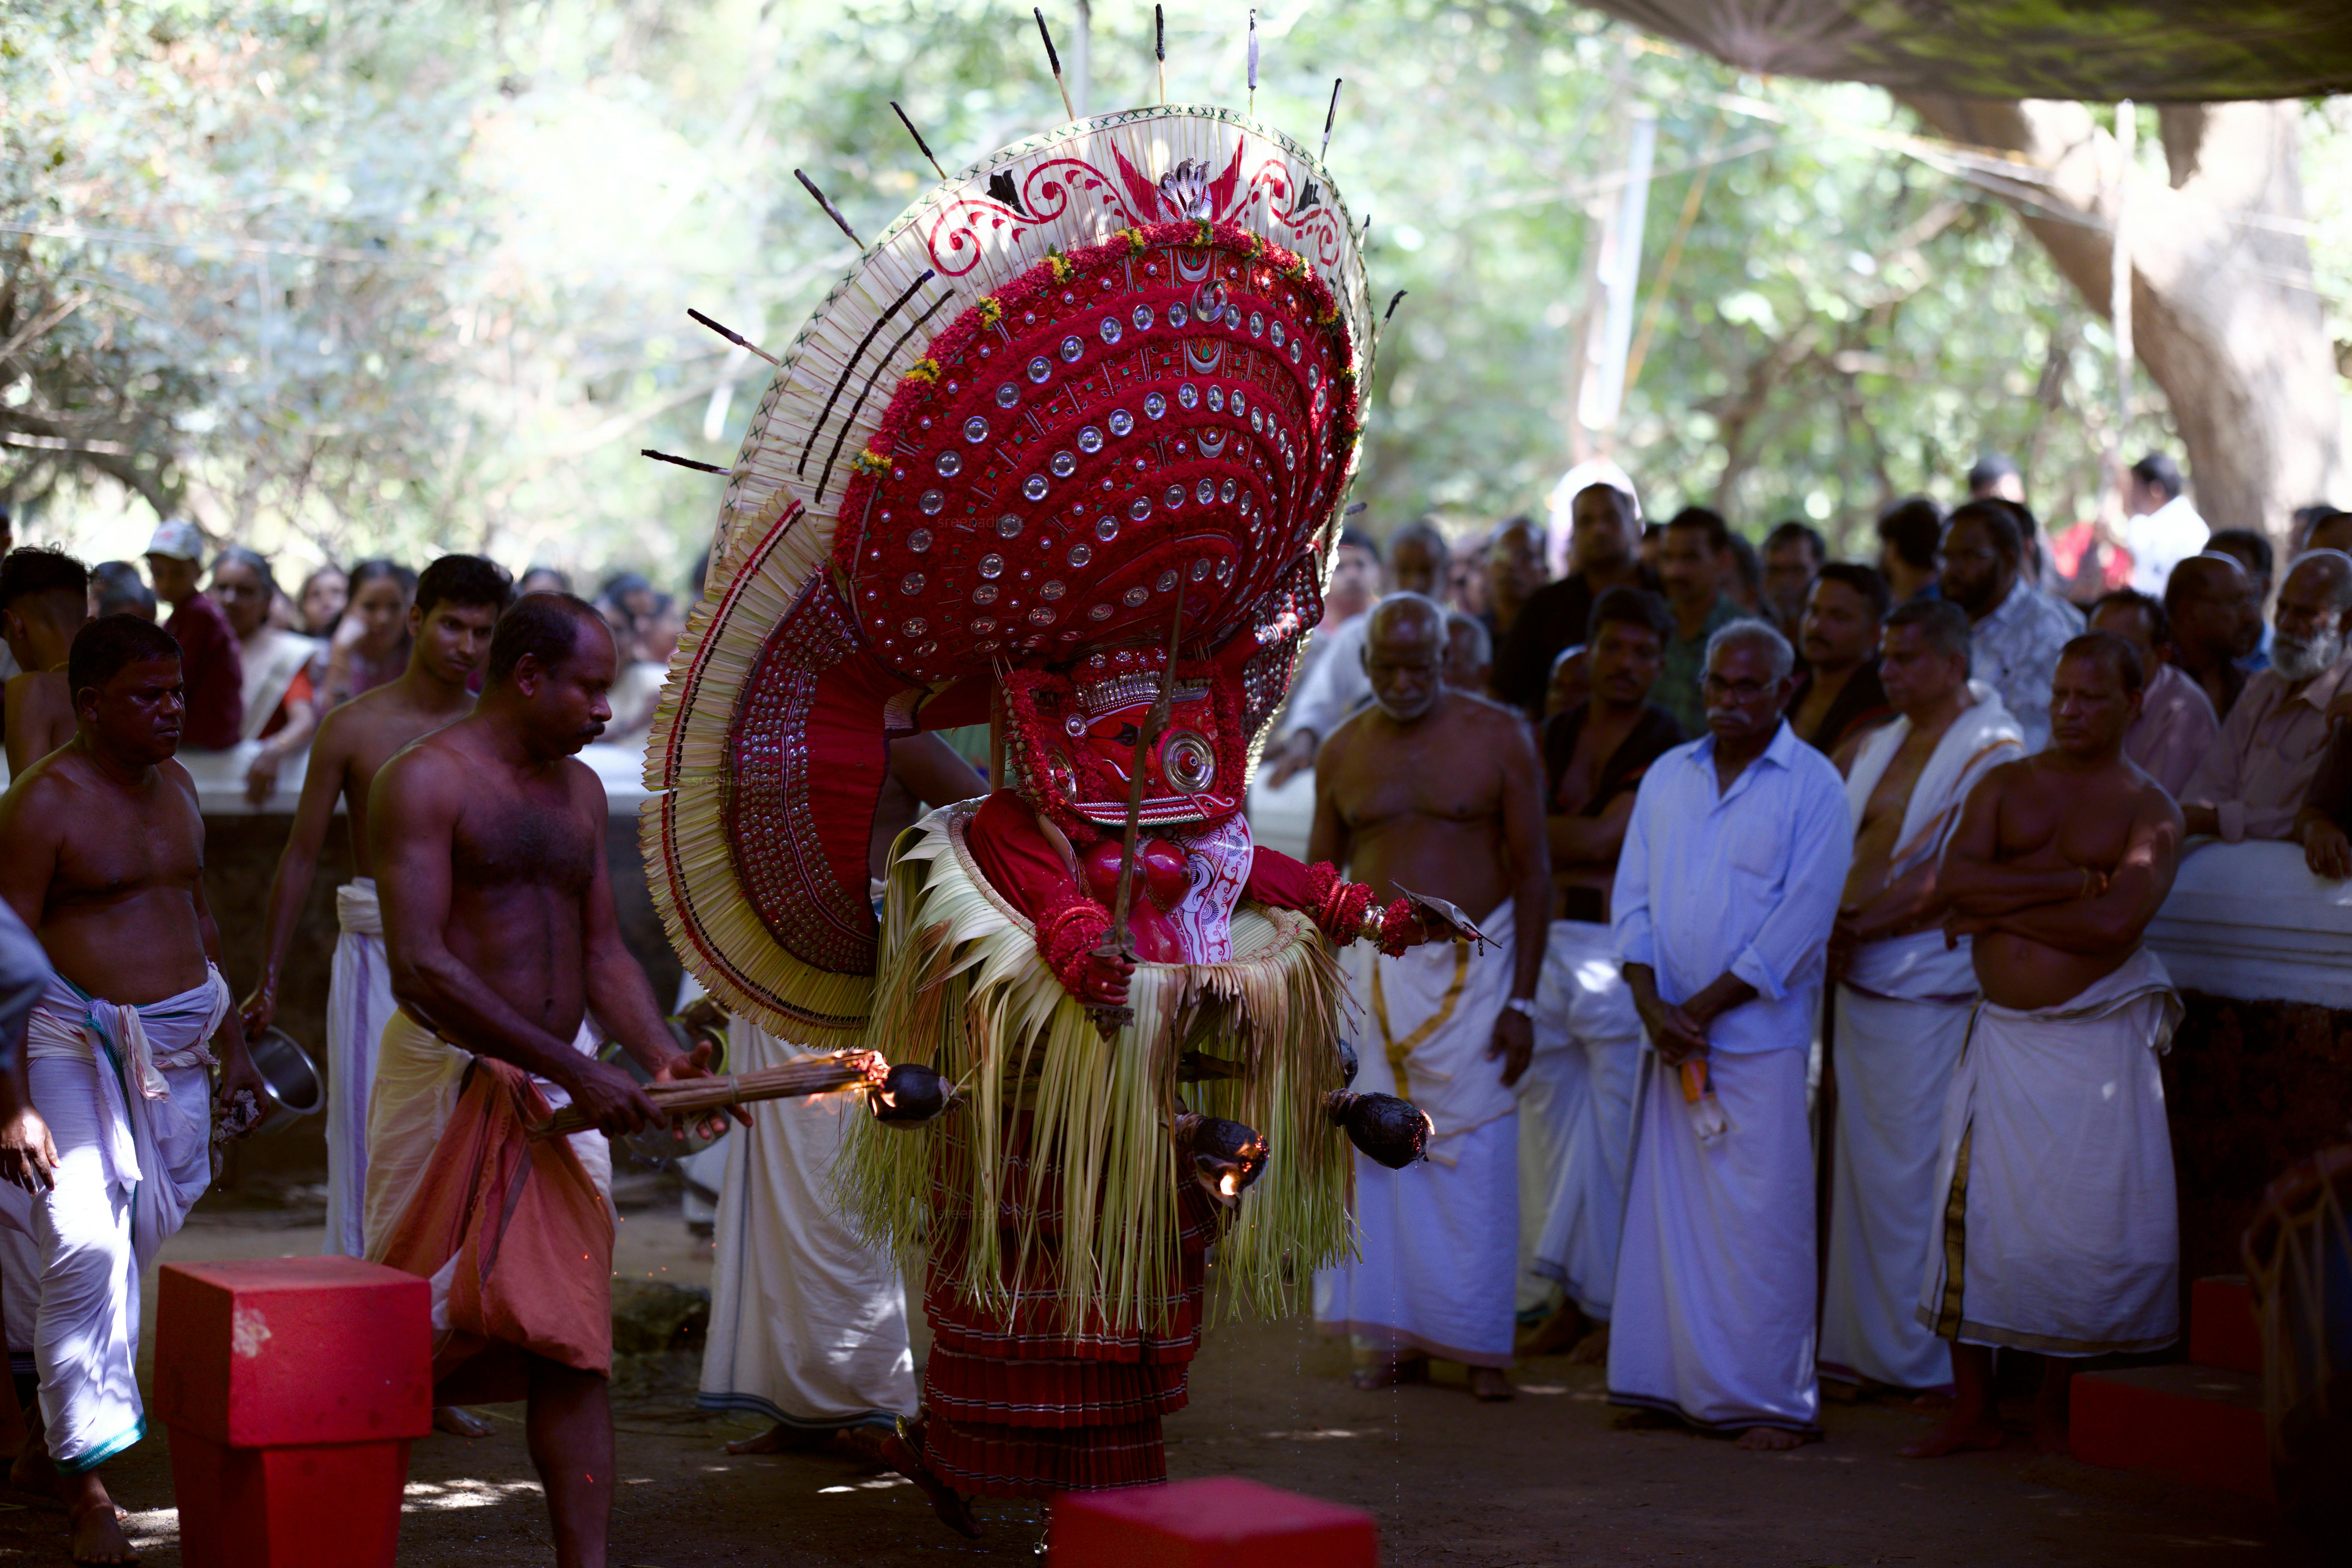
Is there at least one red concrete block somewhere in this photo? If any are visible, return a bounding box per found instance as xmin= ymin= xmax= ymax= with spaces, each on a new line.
xmin=1052 ymin=1476 xmax=1379 ymax=1568
xmin=2071 ymin=1364 xmax=2273 ymax=1502
xmin=2189 ymin=1274 xmax=2263 ymax=1375
xmin=153 ymin=1257 xmax=434 ymax=1448
xmin=153 ymin=1258 xmax=434 ymax=1568
xmin=169 ymin=1429 xmax=411 ymax=1568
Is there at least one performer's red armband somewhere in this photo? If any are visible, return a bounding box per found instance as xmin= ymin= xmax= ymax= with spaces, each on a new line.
xmin=1372 ymin=897 xmax=1417 ymax=957
xmin=1243 ymin=848 xmax=1385 ymax=947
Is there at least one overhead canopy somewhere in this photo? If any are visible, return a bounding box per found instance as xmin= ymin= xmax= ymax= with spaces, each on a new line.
xmin=1580 ymin=0 xmax=2352 ymax=101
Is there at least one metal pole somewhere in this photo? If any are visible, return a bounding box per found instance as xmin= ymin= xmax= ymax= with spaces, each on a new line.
xmin=2112 ymin=101 xmax=2134 ymax=438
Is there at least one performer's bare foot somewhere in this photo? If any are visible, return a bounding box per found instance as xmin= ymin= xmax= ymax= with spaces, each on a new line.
xmin=1899 ymin=1410 xmax=2005 ymax=1457
xmin=874 ymin=1417 xmax=981 ymax=1540
xmin=1348 ymin=1355 xmax=1427 ymax=1391
xmin=1468 ymin=1367 xmax=1515 ymax=1402
xmin=432 ymin=1405 xmax=495 ymax=1438
xmin=724 ymin=1422 xmax=792 ymax=1455
xmin=65 ymin=1474 xmax=136 ymax=1564
xmin=1513 ymin=1302 xmax=1589 ymax=1358
xmin=1565 ymin=1322 xmax=1611 ymax=1366
xmin=1733 ymin=1425 xmax=1805 ymax=1451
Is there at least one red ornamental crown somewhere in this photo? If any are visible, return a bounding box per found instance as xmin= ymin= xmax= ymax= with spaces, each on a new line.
xmin=832 ymin=219 xmax=1360 ymax=688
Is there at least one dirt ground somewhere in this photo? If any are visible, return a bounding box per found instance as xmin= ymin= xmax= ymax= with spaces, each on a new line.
xmin=0 ymin=1181 xmax=2308 ymax=1568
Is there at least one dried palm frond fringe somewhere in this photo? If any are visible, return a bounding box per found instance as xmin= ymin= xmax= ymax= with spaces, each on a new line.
xmin=639 ymin=483 xmax=873 ymax=1048
xmin=836 ymin=802 xmax=1358 ymax=1334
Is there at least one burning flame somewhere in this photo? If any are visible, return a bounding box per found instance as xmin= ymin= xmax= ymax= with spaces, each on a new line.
xmin=1218 ymin=1170 xmax=1239 ymax=1198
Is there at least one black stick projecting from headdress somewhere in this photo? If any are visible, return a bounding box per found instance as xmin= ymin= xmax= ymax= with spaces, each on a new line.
xmin=1343 ymin=500 xmax=1368 ymax=516
xmin=1321 ymin=77 xmax=1343 ymax=162
xmin=1155 ymin=5 xmax=1167 ymax=104
xmin=1035 ymin=8 xmax=1076 ymax=122
xmin=1385 ymin=289 xmax=1407 ymax=322
xmin=687 ymin=309 xmax=782 ymax=367
xmin=642 ymin=449 xmax=729 ymax=476
xmin=794 ymin=170 xmax=862 ymax=247
xmin=891 ymin=101 xmax=947 ymax=180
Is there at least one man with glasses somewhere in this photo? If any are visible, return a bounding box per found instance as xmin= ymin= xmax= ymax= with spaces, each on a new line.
xmin=1606 ymin=621 xmax=1850 ymax=1450
xmin=1936 ymin=501 xmax=2082 ymax=752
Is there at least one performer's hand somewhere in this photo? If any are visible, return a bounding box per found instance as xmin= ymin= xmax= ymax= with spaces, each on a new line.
xmin=652 ymin=1038 xmax=747 ymax=1139
xmin=243 ymin=745 xmax=285 ymax=807
xmin=1486 ymin=1006 xmax=1534 ymax=1088
xmin=237 ymin=981 xmax=277 ymax=1043
xmin=1941 ymin=909 xmax=1995 ymax=948
xmin=0 ymin=1108 xmax=58 ymax=1193
xmin=2303 ymin=818 xmax=2352 ymax=880
xmin=216 ymin=1048 xmax=271 ymax=1139
xmin=1077 ymin=950 xmax=1135 ymax=1008
xmin=567 ymin=1056 xmax=667 ymax=1139
xmin=1642 ymin=1002 xmax=1708 ymax=1066
xmin=1263 ymin=731 xmax=1316 ymax=788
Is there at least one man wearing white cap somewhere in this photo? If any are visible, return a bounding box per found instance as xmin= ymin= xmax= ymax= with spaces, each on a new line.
xmin=143 ymin=519 xmax=243 ymax=750
xmin=1494 ymin=472 xmax=1652 ymax=721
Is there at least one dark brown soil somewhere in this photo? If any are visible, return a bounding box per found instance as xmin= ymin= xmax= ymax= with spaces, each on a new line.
xmin=0 ymin=1190 xmax=2304 ymax=1567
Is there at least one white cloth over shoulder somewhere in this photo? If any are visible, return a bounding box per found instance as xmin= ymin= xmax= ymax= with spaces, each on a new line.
xmin=1314 ymin=906 xmax=1520 ymax=1367
xmin=1525 ymin=918 xmax=1643 ymax=1321
xmin=0 ymin=968 xmax=226 ymax=1472
xmin=1611 ymin=721 xmax=1851 ymax=1054
xmin=323 ymin=878 xmax=393 ymax=1258
xmin=1279 ymin=612 xmax=1372 ymax=749
xmin=1609 ymin=1047 xmax=1819 ymax=1433
xmin=1919 ymin=948 xmax=2182 ymax=1357
xmin=1839 ymin=687 xmax=2024 ymax=1004
xmin=697 ymin=1017 xmax=915 ymax=1428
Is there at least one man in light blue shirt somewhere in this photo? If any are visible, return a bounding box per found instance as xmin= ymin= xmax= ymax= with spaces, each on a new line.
xmin=1606 ymin=620 xmax=1851 ymax=1448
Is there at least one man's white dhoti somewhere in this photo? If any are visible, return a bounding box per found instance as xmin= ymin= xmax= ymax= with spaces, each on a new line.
xmin=363 ymin=1010 xmax=611 ymax=1271
xmin=697 ymin=1017 xmax=914 ymax=1430
xmin=1525 ymin=918 xmax=1641 ymax=1320
xmin=1919 ymin=949 xmax=2182 ymax=1355
xmin=0 ymin=969 xmax=225 ymax=1471
xmin=1609 ymin=1047 xmax=1819 ymax=1432
xmin=1316 ymin=906 xmax=1520 ymax=1368
xmin=1822 ymin=692 xmax=2021 ymax=1388
xmin=325 ymin=878 xmax=394 ymax=1258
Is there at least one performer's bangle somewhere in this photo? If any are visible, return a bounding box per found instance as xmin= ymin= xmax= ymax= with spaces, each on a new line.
xmin=1316 ymin=878 xmax=1373 ymax=944
xmin=1372 ymin=897 xmax=1416 ymax=958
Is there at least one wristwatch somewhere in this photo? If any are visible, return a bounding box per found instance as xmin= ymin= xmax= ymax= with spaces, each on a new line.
xmin=1503 ymin=996 xmax=1537 ymax=1018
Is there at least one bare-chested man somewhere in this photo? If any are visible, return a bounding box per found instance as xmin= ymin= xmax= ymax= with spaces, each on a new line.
xmin=366 ymin=592 xmax=729 ymax=1568
xmin=1518 ymin=587 xmax=1681 ymax=1360
xmin=240 ymin=555 xmax=511 ymax=1266
xmin=1309 ymin=594 xmax=1549 ymax=1401
xmin=1819 ymin=599 xmax=2023 ymax=1395
xmin=1907 ymin=632 xmax=2184 ymax=1458
xmin=2 ymin=549 xmax=89 ymax=774
xmin=1606 ymin=621 xmax=1849 ymax=1450
xmin=0 ymin=614 xmax=267 ymax=1563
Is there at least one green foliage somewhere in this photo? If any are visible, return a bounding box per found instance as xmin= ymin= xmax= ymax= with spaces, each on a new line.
xmin=2 ymin=0 xmax=2323 ymax=578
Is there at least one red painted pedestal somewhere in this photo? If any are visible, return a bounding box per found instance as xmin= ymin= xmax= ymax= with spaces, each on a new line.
xmin=1052 ymin=1476 xmax=1380 ymax=1566
xmin=153 ymin=1257 xmax=434 ymax=1568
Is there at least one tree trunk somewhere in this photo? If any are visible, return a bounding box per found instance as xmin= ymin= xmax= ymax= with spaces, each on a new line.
xmin=1895 ymin=96 xmax=2346 ymax=550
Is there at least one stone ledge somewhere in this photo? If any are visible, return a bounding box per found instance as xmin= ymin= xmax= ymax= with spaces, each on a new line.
xmin=2147 ymin=839 xmax=2352 ymax=1008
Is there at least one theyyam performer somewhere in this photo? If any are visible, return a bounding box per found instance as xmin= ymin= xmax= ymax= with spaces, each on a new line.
xmin=641 ymin=84 xmax=1440 ymax=1532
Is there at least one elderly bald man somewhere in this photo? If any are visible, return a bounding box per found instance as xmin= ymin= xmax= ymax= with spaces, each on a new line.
xmin=2179 ymin=550 xmax=2352 ymax=849
xmin=1311 ymin=593 xmax=1550 ymax=1401
xmin=1605 ymin=620 xmax=1851 ymax=1450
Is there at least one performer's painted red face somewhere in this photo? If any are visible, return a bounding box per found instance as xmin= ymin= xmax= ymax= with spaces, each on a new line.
xmin=1004 ymin=664 xmax=1245 ymax=834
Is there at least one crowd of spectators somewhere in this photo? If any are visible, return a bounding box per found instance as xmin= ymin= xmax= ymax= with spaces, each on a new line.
xmin=0 ymin=513 xmax=704 ymax=803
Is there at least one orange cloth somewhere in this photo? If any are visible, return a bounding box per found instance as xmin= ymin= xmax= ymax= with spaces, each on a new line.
xmin=374 ymin=1056 xmax=614 ymax=1403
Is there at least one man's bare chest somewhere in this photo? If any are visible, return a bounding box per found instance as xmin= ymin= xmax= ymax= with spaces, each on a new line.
xmin=451 ymin=791 xmax=599 ymax=893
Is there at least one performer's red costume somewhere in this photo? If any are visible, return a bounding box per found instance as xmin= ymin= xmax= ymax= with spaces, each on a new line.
xmin=643 ymin=105 xmax=1427 ymax=1524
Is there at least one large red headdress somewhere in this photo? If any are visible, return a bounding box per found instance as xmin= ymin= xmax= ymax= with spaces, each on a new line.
xmin=645 ymin=108 xmax=1373 ymax=1042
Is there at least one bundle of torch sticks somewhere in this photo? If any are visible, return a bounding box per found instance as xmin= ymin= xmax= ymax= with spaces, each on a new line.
xmin=527 ymin=1050 xmax=890 ymax=1140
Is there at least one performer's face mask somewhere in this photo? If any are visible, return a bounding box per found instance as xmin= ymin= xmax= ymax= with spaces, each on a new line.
xmin=1007 ymin=667 xmax=1245 ymax=833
